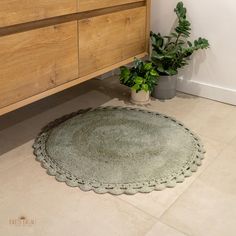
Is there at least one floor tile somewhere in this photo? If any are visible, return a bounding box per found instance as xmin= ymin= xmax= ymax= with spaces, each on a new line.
xmin=0 ymin=141 xmax=33 ymax=173
xmin=227 ymin=135 xmax=236 ymax=150
xmin=145 ymin=221 xmax=187 ymax=236
xmin=160 ymin=143 xmax=236 ymax=236
xmin=0 ymin=157 xmax=156 ymax=236
xmin=177 ymin=102 xmax=236 ymax=144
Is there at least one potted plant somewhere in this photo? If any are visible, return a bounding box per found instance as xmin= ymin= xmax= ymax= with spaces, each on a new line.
xmin=119 ymin=58 xmax=159 ymax=104
xmin=151 ymin=1 xmax=210 ymax=99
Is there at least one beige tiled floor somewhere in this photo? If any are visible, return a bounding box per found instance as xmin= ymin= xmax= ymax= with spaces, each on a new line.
xmin=0 ymin=77 xmax=236 ymax=236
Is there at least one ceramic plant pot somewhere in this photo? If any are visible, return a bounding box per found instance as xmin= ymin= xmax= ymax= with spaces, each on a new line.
xmin=131 ymin=89 xmax=150 ymax=105
xmin=152 ymin=75 xmax=177 ymax=100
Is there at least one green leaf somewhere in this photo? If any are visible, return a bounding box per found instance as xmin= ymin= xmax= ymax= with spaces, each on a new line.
xmin=152 ymin=51 xmax=165 ymax=59
xmin=175 ymin=2 xmax=187 ymax=19
xmin=150 ymin=69 xmax=158 ymax=76
xmin=134 ymin=76 xmax=143 ymax=85
xmin=151 ymin=33 xmax=165 ymax=48
xmin=134 ymin=58 xmax=142 ymax=69
xmin=194 ymin=37 xmax=210 ymax=49
xmin=154 ymin=61 xmax=165 ymax=73
xmin=131 ymin=84 xmax=140 ymax=91
xmin=120 ymin=66 xmax=130 ymax=77
xmin=187 ymin=41 xmax=192 ymax=47
xmin=142 ymin=84 xmax=149 ymax=92
xmin=165 ymin=68 xmax=178 ymax=76
xmin=170 ymin=32 xmax=178 ymax=38
xmin=144 ymin=62 xmax=152 ymax=71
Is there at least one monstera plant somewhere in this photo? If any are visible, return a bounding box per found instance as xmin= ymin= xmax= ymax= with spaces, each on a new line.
xmin=151 ymin=1 xmax=210 ymax=99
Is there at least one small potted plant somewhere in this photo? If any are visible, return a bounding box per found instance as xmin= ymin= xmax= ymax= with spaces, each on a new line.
xmin=151 ymin=1 xmax=210 ymax=100
xmin=119 ymin=58 xmax=159 ymax=104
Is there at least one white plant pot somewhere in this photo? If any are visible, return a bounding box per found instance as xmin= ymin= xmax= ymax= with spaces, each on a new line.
xmin=131 ymin=89 xmax=150 ymax=105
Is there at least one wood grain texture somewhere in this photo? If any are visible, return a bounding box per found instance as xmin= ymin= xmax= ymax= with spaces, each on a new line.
xmin=78 ymin=6 xmax=147 ymax=77
xmin=0 ymin=1 xmax=145 ymax=37
xmin=0 ymin=53 xmax=147 ymax=116
xmin=0 ymin=0 xmax=77 ymax=27
xmin=78 ymin=0 xmax=144 ymax=12
xmin=0 ymin=22 xmax=78 ymax=108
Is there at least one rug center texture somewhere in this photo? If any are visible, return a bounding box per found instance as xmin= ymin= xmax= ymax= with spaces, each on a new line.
xmin=45 ymin=108 xmax=197 ymax=184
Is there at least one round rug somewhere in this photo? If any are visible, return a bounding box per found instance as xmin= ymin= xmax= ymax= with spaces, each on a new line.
xmin=33 ymin=106 xmax=205 ymax=195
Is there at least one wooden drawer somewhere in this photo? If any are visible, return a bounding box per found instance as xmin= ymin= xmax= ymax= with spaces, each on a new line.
xmin=78 ymin=6 xmax=147 ymax=77
xmin=78 ymin=0 xmax=144 ymax=12
xmin=0 ymin=22 xmax=78 ymax=109
xmin=0 ymin=0 xmax=77 ymax=27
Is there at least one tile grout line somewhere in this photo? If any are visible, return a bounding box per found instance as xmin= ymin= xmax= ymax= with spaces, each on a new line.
xmin=156 ymin=136 xmax=236 ymax=235
xmin=155 ymin=222 xmax=191 ymax=236
xmin=114 ymin=196 xmax=190 ymax=236
xmin=158 ymin=136 xmax=234 ymax=221
xmin=112 ymin=195 xmax=158 ymax=219
xmin=155 ymin=221 xmax=191 ymax=236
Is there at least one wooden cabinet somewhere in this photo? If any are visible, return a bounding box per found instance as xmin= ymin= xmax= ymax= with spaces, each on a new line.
xmin=0 ymin=22 xmax=78 ymax=108
xmin=79 ymin=7 xmax=146 ymax=76
xmin=0 ymin=1 xmax=150 ymax=115
xmin=78 ymin=0 xmax=143 ymax=12
xmin=0 ymin=0 xmax=77 ymax=27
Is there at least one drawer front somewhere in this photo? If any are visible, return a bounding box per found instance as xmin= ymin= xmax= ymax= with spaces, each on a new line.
xmin=78 ymin=6 xmax=147 ymax=77
xmin=0 ymin=0 xmax=77 ymax=27
xmin=78 ymin=0 xmax=143 ymax=12
xmin=0 ymin=22 xmax=78 ymax=108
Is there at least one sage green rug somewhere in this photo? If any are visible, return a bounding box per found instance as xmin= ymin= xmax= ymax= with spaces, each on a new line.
xmin=33 ymin=106 xmax=205 ymax=195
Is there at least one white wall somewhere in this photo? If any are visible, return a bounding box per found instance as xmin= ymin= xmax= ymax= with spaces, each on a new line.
xmin=151 ymin=0 xmax=236 ymax=105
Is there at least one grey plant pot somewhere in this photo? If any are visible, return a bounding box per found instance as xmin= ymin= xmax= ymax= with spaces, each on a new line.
xmin=152 ymin=75 xmax=177 ymax=100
